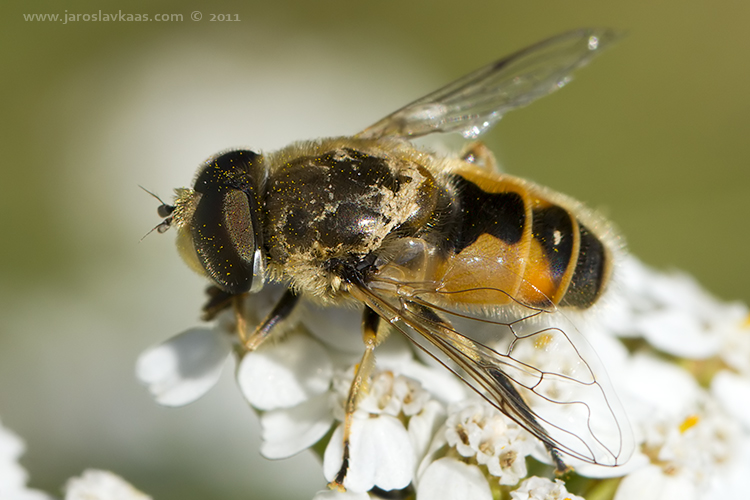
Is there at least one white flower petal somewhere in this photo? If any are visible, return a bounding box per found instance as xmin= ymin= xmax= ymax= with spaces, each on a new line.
xmin=572 ymin=450 xmax=650 ymax=479
xmin=613 ymin=465 xmax=698 ymax=500
xmin=613 ymin=465 xmax=664 ymax=500
xmin=408 ymin=400 xmax=446 ymax=464
xmin=637 ymin=310 xmax=720 ymax=359
xmin=619 ymin=353 xmax=699 ymax=422
xmin=416 ymin=421 xmax=449 ymax=481
xmin=598 ymin=296 xmax=638 ymax=338
xmin=238 ymin=331 xmax=333 ymax=410
xmin=0 ymin=421 xmax=24 ymax=460
xmin=578 ymin=323 xmax=630 ymax=370
xmin=720 ymin=315 xmax=750 ymax=375
xmin=0 ymin=462 xmax=28 ymax=496
xmin=324 ymin=416 xmax=415 ymax=492
xmin=416 ymin=458 xmax=491 ymax=500
xmin=0 ymin=420 xmax=55 ymax=500
xmin=666 ymin=467 xmax=724 ymax=498
xmin=0 ymin=421 xmax=27 ymax=491
xmin=135 ymin=327 xmax=232 ymax=407
xmin=610 ymin=257 xmax=746 ymax=362
xmin=706 ymin=434 xmax=750 ymax=498
xmin=712 ymin=370 xmax=750 ymax=429
xmin=312 ymin=489 xmax=369 ymax=500
xmin=65 ymin=470 xmax=151 ymax=500
xmin=260 ymin=393 xmax=335 ymax=459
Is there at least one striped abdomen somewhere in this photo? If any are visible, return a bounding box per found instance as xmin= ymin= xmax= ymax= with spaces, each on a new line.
xmin=435 ymin=165 xmax=611 ymax=310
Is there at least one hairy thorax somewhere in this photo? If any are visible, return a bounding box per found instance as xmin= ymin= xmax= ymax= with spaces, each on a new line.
xmin=262 ymin=138 xmax=444 ymax=302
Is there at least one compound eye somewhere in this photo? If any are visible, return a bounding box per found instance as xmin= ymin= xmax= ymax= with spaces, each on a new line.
xmin=191 ymin=189 xmax=261 ymax=294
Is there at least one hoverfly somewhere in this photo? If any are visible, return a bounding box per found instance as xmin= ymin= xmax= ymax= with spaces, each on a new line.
xmin=151 ymin=28 xmax=634 ymax=488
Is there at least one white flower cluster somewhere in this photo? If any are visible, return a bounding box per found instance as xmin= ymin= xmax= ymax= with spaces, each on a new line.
xmin=0 ymin=419 xmax=53 ymax=500
xmin=0 ymin=419 xmax=150 ymax=500
xmin=135 ymin=256 xmax=750 ymax=499
xmin=441 ymin=401 xmax=533 ymax=485
xmin=64 ymin=470 xmax=152 ymax=500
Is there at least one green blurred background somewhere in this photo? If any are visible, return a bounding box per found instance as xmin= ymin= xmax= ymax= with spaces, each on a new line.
xmin=1 ymin=1 xmax=748 ymax=499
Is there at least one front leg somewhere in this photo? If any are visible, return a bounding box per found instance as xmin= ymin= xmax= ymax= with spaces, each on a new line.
xmin=239 ymin=289 xmax=300 ymax=351
xmin=330 ymin=306 xmax=384 ymax=491
xmin=201 ymin=285 xmax=236 ymax=321
xmin=200 ymin=285 xmax=300 ymax=351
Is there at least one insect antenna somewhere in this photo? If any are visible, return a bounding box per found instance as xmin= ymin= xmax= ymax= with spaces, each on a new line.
xmin=139 ymin=185 xmax=175 ymax=241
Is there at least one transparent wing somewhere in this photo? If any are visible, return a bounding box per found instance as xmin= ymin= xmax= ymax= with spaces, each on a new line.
xmin=350 ymin=273 xmax=634 ymax=468
xmin=357 ymin=28 xmax=618 ymax=140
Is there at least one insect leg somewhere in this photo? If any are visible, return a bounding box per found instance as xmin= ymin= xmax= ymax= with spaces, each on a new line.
xmin=201 ymin=285 xmax=236 ymax=321
xmin=238 ymin=289 xmax=300 ymax=351
xmin=330 ymin=306 xmax=382 ymax=490
xmin=460 ymin=141 xmax=499 ymax=171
